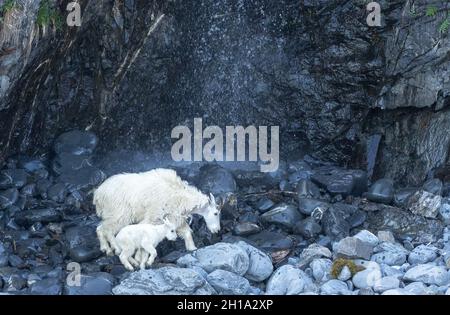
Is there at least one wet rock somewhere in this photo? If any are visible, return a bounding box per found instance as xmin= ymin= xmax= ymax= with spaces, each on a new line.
xmin=322 ymin=203 xmax=356 ymax=240
xmin=334 ymin=236 xmax=374 ymax=260
xmin=36 ymin=179 xmax=52 ymax=198
xmin=347 ymin=211 xmax=367 ymax=228
xmin=20 ymin=184 xmax=36 ymax=197
xmin=236 ymin=241 xmax=273 ymax=282
xmin=0 ymin=169 xmax=28 ymax=189
xmin=407 ymin=190 xmax=442 ymax=218
xmin=0 ymin=188 xmax=19 ymax=209
xmin=69 ymin=245 xmax=102 ymax=263
xmin=233 ymin=222 xmax=261 ymax=236
xmin=52 ymin=152 xmax=94 ymax=175
xmin=54 ymin=130 xmax=98 ymax=156
xmin=298 ymin=198 xmax=329 ymax=216
xmin=47 ymin=183 xmax=67 ymax=203
xmin=312 ymin=167 xmax=366 ymax=196
xmin=261 ymin=203 xmax=303 ymax=230
xmin=197 ymin=165 xmax=237 ymax=195
xmin=113 ymin=267 xmax=215 ymax=295
xmin=423 ymin=178 xmax=443 ymax=196
xmin=16 ymin=156 xmax=46 ymax=173
xmin=192 ymin=243 xmax=249 ymax=276
xmin=8 ymin=255 xmax=24 ymax=268
xmin=373 ymin=276 xmax=400 ymax=293
xmin=30 ymin=278 xmax=62 ymax=295
xmin=394 ymin=188 xmax=417 ymax=208
xmin=65 ymin=273 xmax=114 ymax=295
xmin=15 ymin=209 xmax=62 ymax=227
xmin=247 ymin=231 xmax=293 ymax=252
xmin=296 ymin=180 xmax=320 ymax=199
xmin=408 ymin=245 xmax=438 ymax=265
xmin=266 ymin=265 xmax=316 ymax=295
xmin=58 ymin=166 xmax=106 ymax=191
xmin=238 ymin=212 xmax=259 ymax=224
xmin=65 ymin=225 xmax=98 ymax=249
xmin=3 ymin=274 xmax=27 ymax=291
xmin=310 ymin=259 xmax=332 ymax=283
xmin=206 ymin=269 xmax=250 ymax=295
xmin=293 ymin=217 xmax=322 ymax=239
xmin=311 ymin=167 xmax=355 ymax=195
xmin=404 ymin=264 xmax=450 ymax=286
xmin=366 ymin=206 xmax=444 ymax=243
xmin=352 ymin=268 xmax=382 ymax=289
xmin=366 ymin=179 xmax=394 ymax=204
xmin=320 ymin=279 xmax=352 ymax=295
xmin=255 ymin=198 xmax=275 ymax=213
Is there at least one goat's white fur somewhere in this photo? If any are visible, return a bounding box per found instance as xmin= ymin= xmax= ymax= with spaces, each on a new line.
xmin=94 ymin=168 xmax=218 ymax=255
xmin=115 ymin=219 xmax=178 ymax=270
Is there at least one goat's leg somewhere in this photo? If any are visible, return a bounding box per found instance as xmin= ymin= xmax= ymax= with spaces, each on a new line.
xmin=177 ymin=223 xmax=197 ymax=251
xmin=96 ymin=224 xmax=113 ymax=256
xmin=139 ymin=250 xmax=150 ymax=270
xmin=127 ymin=249 xmax=140 ymax=268
xmin=142 ymin=244 xmax=158 ymax=267
xmin=103 ymin=222 xmax=124 ymax=255
xmin=119 ymin=248 xmax=135 ymax=271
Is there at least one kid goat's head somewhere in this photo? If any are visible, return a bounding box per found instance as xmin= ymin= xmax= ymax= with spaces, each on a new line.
xmin=163 ymin=218 xmax=178 ymax=241
xmin=198 ymin=193 xmax=221 ymax=234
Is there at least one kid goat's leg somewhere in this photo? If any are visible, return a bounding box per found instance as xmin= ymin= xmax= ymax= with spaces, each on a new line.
xmin=139 ymin=250 xmax=150 ymax=270
xmin=119 ymin=248 xmax=135 ymax=271
xmin=142 ymin=243 xmax=158 ymax=267
xmin=104 ymin=222 xmax=124 ymax=255
xmin=177 ymin=223 xmax=197 ymax=251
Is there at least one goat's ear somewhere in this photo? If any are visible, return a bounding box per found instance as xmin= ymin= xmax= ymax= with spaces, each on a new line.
xmin=209 ymin=193 xmax=216 ymax=205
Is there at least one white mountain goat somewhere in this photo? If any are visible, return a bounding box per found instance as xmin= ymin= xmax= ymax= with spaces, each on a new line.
xmin=94 ymin=168 xmax=221 ymax=255
xmin=115 ymin=218 xmax=178 ymax=271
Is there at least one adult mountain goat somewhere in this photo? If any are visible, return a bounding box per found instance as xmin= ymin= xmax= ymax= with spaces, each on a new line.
xmin=94 ymin=168 xmax=221 ymax=255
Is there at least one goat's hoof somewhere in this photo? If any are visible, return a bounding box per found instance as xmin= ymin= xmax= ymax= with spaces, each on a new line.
xmin=187 ymin=246 xmax=197 ymax=251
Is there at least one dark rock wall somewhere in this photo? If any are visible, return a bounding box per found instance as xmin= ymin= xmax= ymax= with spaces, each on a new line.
xmin=0 ymin=0 xmax=449 ymax=186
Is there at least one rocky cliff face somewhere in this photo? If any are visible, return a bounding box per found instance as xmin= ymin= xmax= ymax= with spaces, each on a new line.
xmin=0 ymin=0 xmax=449 ymax=186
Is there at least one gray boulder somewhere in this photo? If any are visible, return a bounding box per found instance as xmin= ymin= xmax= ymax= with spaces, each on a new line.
xmin=408 ymin=245 xmax=438 ymax=265
xmin=236 ymin=241 xmax=273 ymax=282
xmin=404 ymin=264 xmax=450 ymax=286
xmin=113 ymin=267 xmax=216 ymax=295
xmin=192 ymin=242 xmax=250 ymax=276
xmin=206 ymin=270 xmax=250 ymax=295
xmin=266 ymin=265 xmax=317 ymax=295
xmin=320 ymin=280 xmax=352 ymax=295
xmin=334 ymin=236 xmax=375 ymax=260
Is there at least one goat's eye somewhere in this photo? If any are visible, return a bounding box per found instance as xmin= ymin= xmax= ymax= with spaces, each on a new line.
xmin=214 ymin=213 xmax=218 ymax=216
xmin=171 ymin=230 xmax=174 ymax=233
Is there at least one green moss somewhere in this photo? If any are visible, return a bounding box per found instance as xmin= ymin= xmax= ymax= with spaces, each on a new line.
xmin=330 ymin=258 xmax=365 ymax=279
xmin=1 ymin=0 xmax=17 ymax=14
xmin=426 ymin=6 xmax=439 ymax=17
xmin=440 ymin=18 xmax=450 ymax=34
xmin=36 ymin=0 xmax=62 ymax=30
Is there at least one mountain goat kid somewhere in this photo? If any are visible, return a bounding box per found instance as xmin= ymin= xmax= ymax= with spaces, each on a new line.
xmin=115 ymin=218 xmax=178 ymax=271
xmin=94 ymin=168 xmax=222 ymax=256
